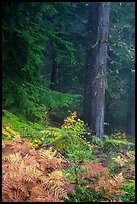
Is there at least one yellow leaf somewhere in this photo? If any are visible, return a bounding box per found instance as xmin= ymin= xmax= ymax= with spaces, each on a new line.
xmin=113 ymin=172 xmax=124 ymax=182
xmin=2 ymin=128 xmax=11 ymax=136
xmin=112 ymin=156 xmax=125 ymax=167
xmin=5 ymin=126 xmax=18 ymax=135
xmin=88 ymin=144 xmax=93 ymax=150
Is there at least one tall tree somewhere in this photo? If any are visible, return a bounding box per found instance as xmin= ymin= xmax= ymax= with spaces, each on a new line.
xmin=83 ymin=2 xmax=110 ymax=139
xmin=105 ymin=2 xmax=135 ymax=136
xmin=126 ymin=72 xmax=135 ymax=141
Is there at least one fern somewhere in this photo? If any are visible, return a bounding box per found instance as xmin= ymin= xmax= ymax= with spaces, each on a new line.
xmin=81 ymin=161 xmax=126 ymax=201
xmin=2 ymin=136 xmax=73 ymax=202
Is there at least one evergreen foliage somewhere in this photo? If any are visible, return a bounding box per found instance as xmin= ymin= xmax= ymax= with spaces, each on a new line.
xmin=2 ymin=2 xmax=77 ymax=121
xmin=2 ymin=2 xmax=135 ymax=202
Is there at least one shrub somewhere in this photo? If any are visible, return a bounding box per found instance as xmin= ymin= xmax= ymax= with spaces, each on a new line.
xmin=61 ymin=111 xmax=91 ymax=146
xmin=61 ymin=111 xmax=93 ymax=161
xmin=62 ymin=111 xmax=86 ymax=136
xmin=65 ymin=161 xmax=126 ymax=202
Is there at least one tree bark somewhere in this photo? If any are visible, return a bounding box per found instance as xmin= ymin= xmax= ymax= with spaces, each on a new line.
xmin=83 ymin=2 xmax=110 ymax=139
xmin=126 ymin=73 xmax=135 ymax=141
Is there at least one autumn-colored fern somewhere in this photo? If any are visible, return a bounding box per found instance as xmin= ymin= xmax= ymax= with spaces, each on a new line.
xmin=2 ymin=136 xmax=73 ymax=202
xmin=81 ymin=161 xmax=126 ymax=201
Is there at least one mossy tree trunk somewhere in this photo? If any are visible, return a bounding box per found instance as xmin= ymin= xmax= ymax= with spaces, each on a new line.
xmin=83 ymin=2 xmax=110 ymax=139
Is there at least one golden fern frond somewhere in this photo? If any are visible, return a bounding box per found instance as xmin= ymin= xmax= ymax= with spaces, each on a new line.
xmin=2 ymin=152 xmax=22 ymax=163
xmin=39 ymin=147 xmax=57 ymax=159
xmin=48 ymin=170 xmax=64 ymax=186
xmin=113 ymin=172 xmax=125 ymax=182
xmin=49 ymin=185 xmax=68 ymax=200
xmin=49 ymin=170 xmax=64 ymax=179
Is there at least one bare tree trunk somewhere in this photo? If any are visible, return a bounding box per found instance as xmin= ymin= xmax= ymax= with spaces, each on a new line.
xmin=83 ymin=3 xmax=110 ymax=139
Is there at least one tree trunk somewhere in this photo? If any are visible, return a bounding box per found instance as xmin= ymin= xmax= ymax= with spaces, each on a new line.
xmin=83 ymin=2 xmax=110 ymax=139
xmin=126 ymin=73 xmax=135 ymax=141
xmin=50 ymin=55 xmax=58 ymax=90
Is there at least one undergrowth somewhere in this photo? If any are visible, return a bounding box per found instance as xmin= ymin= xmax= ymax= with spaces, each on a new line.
xmin=2 ymin=111 xmax=135 ymax=202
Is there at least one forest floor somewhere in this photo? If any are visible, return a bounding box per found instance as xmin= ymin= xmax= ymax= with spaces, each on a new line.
xmin=2 ymin=110 xmax=135 ymax=202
